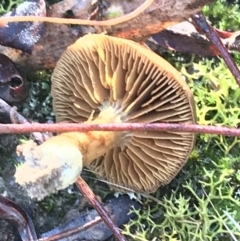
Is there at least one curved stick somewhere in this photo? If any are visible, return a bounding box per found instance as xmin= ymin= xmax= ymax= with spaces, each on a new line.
xmin=0 ymin=0 xmax=155 ymax=26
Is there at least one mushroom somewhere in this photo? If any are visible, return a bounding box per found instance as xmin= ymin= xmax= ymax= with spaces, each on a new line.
xmin=15 ymin=34 xmax=196 ymax=200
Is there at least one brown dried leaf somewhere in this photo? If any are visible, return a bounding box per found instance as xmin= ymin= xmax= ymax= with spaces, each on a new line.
xmin=148 ymin=21 xmax=240 ymax=56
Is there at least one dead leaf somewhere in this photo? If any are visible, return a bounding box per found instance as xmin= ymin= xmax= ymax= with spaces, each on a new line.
xmin=148 ymin=21 xmax=240 ymax=56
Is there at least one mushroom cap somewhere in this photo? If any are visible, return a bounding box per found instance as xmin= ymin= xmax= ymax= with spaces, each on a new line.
xmin=51 ymin=34 xmax=196 ymax=193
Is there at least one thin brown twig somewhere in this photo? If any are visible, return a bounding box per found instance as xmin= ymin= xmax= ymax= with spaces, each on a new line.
xmin=75 ymin=176 xmax=127 ymax=241
xmin=191 ymin=11 xmax=240 ymax=86
xmin=38 ymin=217 xmax=102 ymax=241
xmin=0 ymin=98 xmax=49 ymax=143
xmin=0 ymin=99 xmax=28 ymax=124
xmin=0 ymin=194 xmax=38 ymax=241
xmin=0 ymin=122 xmax=240 ymax=136
xmin=0 ymin=0 xmax=154 ymax=26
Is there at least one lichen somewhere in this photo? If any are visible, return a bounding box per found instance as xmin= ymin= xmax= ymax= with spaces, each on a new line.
xmin=0 ymin=0 xmax=24 ymax=15
xmin=121 ymin=0 xmax=240 ymax=237
xmin=128 ymin=158 xmax=239 ymax=240
xmin=182 ymin=58 xmax=240 ymax=155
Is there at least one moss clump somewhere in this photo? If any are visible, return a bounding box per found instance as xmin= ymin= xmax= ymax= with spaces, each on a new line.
xmin=21 ymin=70 xmax=55 ymax=123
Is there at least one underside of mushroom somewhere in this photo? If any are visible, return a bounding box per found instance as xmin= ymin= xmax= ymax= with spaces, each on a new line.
xmin=15 ymin=34 xmax=196 ymax=199
xmin=51 ymin=34 xmax=196 ymax=192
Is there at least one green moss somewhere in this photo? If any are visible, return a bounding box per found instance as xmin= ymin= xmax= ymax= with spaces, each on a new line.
xmin=21 ymin=70 xmax=55 ymax=123
xmin=104 ymin=5 xmax=124 ymax=19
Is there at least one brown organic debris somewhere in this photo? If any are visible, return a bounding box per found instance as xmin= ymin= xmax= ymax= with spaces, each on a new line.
xmin=40 ymin=195 xmax=141 ymax=241
xmin=0 ymin=0 xmax=214 ymax=70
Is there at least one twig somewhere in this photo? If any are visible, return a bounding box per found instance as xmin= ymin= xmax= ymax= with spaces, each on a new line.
xmin=0 ymin=194 xmax=38 ymax=241
xmin=0 ymin=98 xmax=49 ymax=143
xmin=75 ymin=176 xmax=127 ymax=241
xmin=191 ymin=11 xmax=240 ymax=86
xmin=0 ymin=99 xmax=28 ymax=124
xmin=0 ymin=0 xmax=154 ymax=26
xmin=38 ymin=217 xmax=102 ymax=241
xmin=1 ymin=122 xmax=240 ymax=137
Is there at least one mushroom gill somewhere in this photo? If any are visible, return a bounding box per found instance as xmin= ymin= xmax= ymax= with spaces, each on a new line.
xmin=15 ymin=34 xmax=196 ymax=199
xmin=51 ymin=34 xmax=196 ymax=192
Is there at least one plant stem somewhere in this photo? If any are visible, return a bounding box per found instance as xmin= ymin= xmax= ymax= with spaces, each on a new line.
xmin=191 ymin=11 xmax=240 ymax=86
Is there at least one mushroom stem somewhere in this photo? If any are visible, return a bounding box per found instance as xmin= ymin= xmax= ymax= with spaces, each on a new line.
xmin=49 ymin=105 xmax=124 ymax=166
xmin=49 ymin=129 xmax=117 ymax=166
xmin=60 ymin=105 xmax=124 ymax=166
xmin=14 ymin=105 xmax=125 ymax=199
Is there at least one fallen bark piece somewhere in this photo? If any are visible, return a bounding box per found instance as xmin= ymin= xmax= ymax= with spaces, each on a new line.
xmin=0 ymin=0 xmax=46 ymax=53
xmin=0 ymin=0 xmax=214 ymax=70
xmin=40 ymin=195 xmax=141 ymax=241
xmin=149 ymin=21 xmax=219 ymax=56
